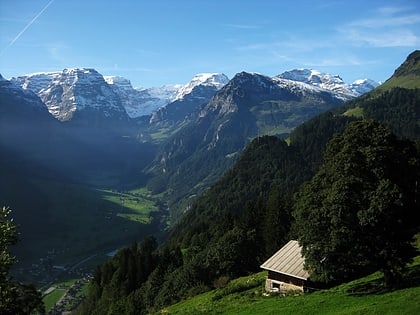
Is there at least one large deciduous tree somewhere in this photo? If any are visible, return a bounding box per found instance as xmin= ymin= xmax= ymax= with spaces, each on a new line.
xmin=293 ymin=120 xmax=420 ymax=287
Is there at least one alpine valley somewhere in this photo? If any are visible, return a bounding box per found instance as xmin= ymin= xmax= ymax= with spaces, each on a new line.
xmin=2 ymin=50 xmax=420 ymax=314
xmin=0 ymin=64 xmax=380 ymax=283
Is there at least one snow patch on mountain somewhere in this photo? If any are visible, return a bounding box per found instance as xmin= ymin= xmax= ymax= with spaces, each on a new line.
xmin=1 ymin=74 xmax=47 ymax=110
xmin=12 ymin=72 xmax=60 ymax=94
xmin=174 ymin=73 xmax=229 ymax=101
xmin=10 ymin=68 xmax=377 ymax=122
xmin=104 ymin=75 xmax=181 ymax=118
xmin=350 ymin=78 xmax=380 ymax=94
xmin=12 ymin=68 xmax=126 ymax=121
xmin=277 ymin=69 xmax=379 ymax=100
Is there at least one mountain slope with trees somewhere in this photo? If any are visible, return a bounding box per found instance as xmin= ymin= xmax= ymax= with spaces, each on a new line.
xmin=76 ymin=50 xmax=420 ymax=315
xmin=148 ymin=71 xmax=350 ymax=219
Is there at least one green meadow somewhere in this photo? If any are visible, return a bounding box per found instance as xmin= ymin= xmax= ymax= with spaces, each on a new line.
xmin=156 ymin=258 xmax=420 ymax=315
xmin=100 ymin=188 xmax=158 ymax=223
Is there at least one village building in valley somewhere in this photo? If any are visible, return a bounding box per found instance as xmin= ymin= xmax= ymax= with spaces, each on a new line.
xmin=260 ymin=240 xmax=309 ymax=293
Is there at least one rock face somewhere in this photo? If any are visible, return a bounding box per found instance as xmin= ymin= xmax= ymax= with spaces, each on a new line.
xmin=8 ymin=68 xmax=379 ymax=147
xmin=0 ymin=73 xmax=48 ymax=111
xmin=12 ymin=68 xmax=128 ymax=122
xmin=11 ymin=70 xmax=229 ymax=122
xmin=149 ymin=73 xmax=229 ymax=125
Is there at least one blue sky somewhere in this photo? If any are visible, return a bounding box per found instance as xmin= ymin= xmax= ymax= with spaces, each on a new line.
xmin=1 ymin=0 xmax=419 ymax=87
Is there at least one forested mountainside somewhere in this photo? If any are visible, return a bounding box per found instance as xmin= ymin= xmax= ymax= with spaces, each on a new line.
xmin=146 ymin=71 xmax=353 ymax=219
xmin=76 ymin=52 xmax=420 ymax=315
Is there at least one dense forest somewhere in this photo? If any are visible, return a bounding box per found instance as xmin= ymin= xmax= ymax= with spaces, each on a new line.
xmin=75 ymin=84 xmax=420 ymax=314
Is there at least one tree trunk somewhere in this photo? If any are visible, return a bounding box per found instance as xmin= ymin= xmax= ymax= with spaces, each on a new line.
xmin=383 ymin=269 xmax=402 ymax=289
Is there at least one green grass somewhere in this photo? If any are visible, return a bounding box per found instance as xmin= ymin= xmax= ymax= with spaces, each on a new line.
xmin=42 ymin=278 xmax=90 ymax=312
xmin=43 ymin=289 xmax=66 ymax=312
xmin=100 ymin=189 xmax=158 ymax=223
xmin=42 ymin=279 xmax=76 ymax=312
xmin=343 ymin=106 xmax=364 ymax=118
xmin=150 ymin=123 xmax=187 ymax=141
xmin=377 ymin=75 xmax=420 ymax=91
xmin=156 ymin=259 xmax=420 ymax=315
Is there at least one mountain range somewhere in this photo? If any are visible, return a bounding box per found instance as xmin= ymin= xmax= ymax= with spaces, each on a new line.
xmin=9 ymin=67 xmax=377 ymax=123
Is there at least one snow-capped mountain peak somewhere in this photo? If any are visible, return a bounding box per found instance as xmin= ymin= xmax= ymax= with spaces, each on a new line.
xmin=277 ymin=69 xmax=379 ymax=100
xmin=278 ymin=68 xmax=344 ymax=89
xmin=9 ymin=68 xmax=377 ymax=123
xmin=350 ymin=78 xmax=380 ymax=94
xmin=174 ymin=73 xmax=229 ymax=101
xmin=104 ymin=75 xmax=133 ymax=90
xmin=11 ymin=68 xmax=127 ymax=121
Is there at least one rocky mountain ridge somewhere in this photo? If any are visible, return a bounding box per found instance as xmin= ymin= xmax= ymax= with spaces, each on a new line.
xmin=10 ymin=70 xmax=230 ymax=121
xmin=9 ymin=68 xmax=378 ymax=124
xmin=12 ymin=68 xmax=128 ymax=122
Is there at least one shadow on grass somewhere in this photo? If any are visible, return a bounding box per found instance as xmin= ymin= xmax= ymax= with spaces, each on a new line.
xmin=346 ymin=263 xmax=420 ymax=296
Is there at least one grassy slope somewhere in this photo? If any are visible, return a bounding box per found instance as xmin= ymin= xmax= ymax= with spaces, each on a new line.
xmin=377 ymin=75 xmax=420 ymax=91
xmin=43 ymin=289 xmax=66 ymax=311
xmin=156 ymin=258 xmax=420 ymax=315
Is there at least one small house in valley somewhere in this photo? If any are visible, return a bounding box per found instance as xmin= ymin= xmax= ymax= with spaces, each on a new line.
xmin=260 ymin=240 xmax=309 ymax=293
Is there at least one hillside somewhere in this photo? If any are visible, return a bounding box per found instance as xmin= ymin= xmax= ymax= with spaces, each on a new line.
xmin=157 ymin=256 xmax=420 ymax=315
xmin=73 ymin=50 xmax=420 ymax=315
xmin=376 ymin=50 xmax=420 ymax=91
xmin=341 ymin=51 xmax=420 ymax=140
xmin=148 ymin=71 xmax=359 ymax=219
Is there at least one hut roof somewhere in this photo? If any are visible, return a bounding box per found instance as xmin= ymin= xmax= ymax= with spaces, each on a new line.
xmin=260 ymin=240 xmax=309 ymax=280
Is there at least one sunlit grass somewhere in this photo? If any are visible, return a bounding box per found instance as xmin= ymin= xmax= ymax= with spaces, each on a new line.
xmin=378 ymin=75 xmax=420 ymax=90
xmin=343 ymin=106 xmax=364 ymax=118
xmin=157 ymin=258 xmax=420 ymax=315
xmin=43 ymin=289 xmax=66 ymax=312
xmin=100 ymin=189 xmax=158 ymax=223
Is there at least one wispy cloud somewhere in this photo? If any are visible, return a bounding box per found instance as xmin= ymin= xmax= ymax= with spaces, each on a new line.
xmin=339 ymin=5 xmax=420 ymax=47
xmin=0 ymin=0 xmax=55 ymax=56
xmin=235 ymin=35 xmax=334 ymax=54
xmin=346 ymin=29 xmax=420 ymax=47
xmin=348 ymin=14 xmax=420 ymax=28
xmin=224 ymin=23 xmax=261 ymax=30
xmin=48 ymin=43 xmax=68 ymax=62
xmin=378 ymin=6 xmax=412 ymax=16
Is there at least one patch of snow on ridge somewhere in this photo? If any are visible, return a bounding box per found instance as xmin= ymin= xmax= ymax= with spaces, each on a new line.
xmin=174 ymin=73 xmax=229 ymax=100
xmin=277 ymin=68 xmax=379 ymax=100
xmin=350 ymin=78 xmax=380 ymax=94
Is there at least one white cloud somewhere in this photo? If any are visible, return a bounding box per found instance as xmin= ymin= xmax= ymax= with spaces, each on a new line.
xmin=346 ymin=29 xmax=420 ymax=47
xmin=378 ymin=6 xmax=413 ymax=16
xmin=339 ymin=6 xmax=420 ymax=48
xmin=349 ymin=14 xmax=420 ymax=28
xmin=224 ymin=23 xmax=261 ymax=30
